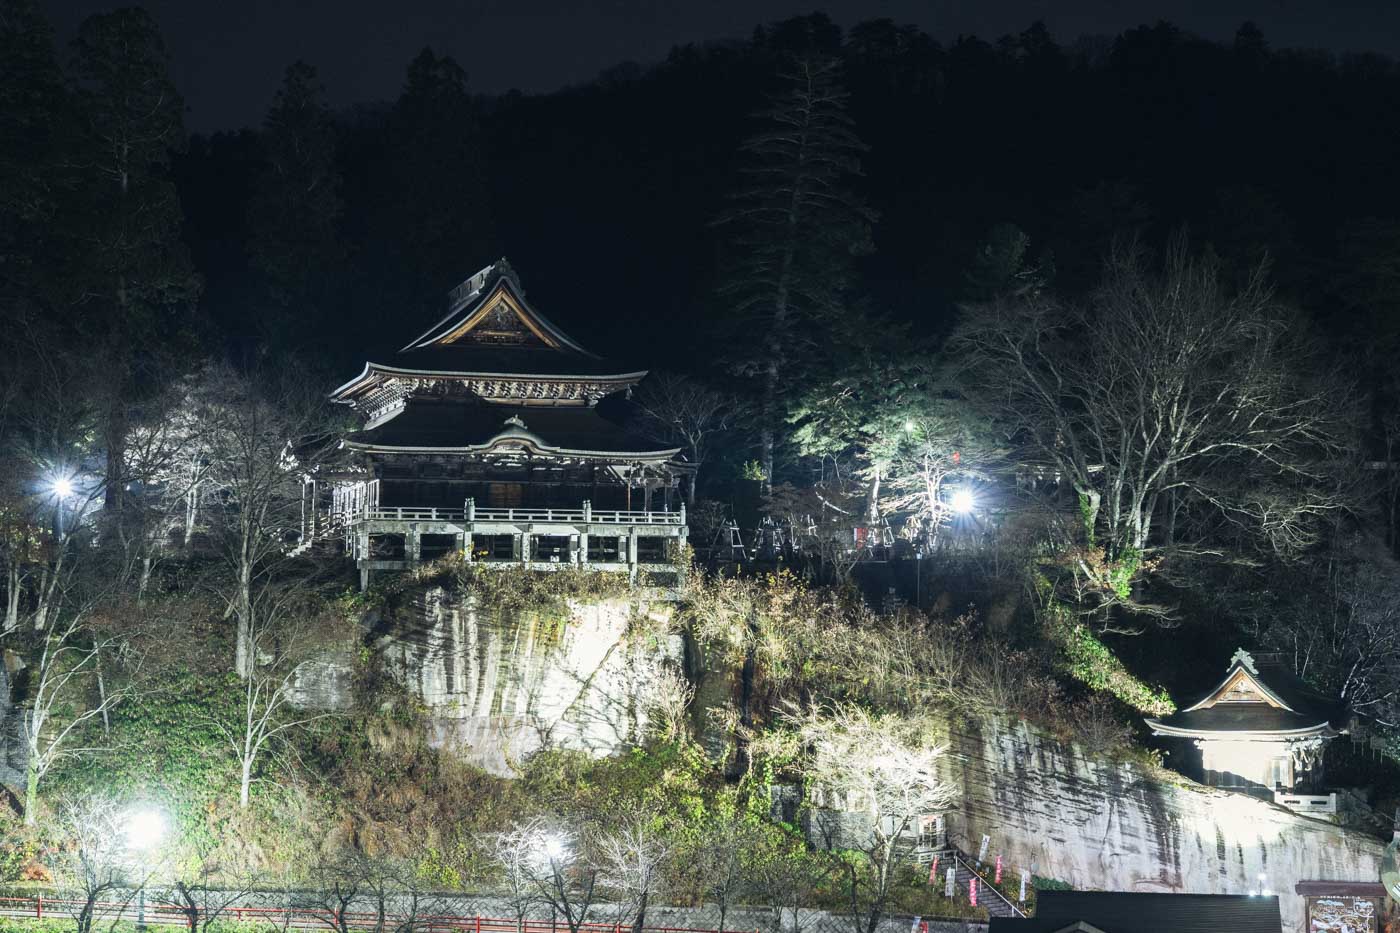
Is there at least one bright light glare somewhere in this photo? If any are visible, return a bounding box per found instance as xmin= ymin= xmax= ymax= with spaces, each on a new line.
xmin=541 ymin=834 xmax=566 ymax=860
xmin=50 ymin=475 xmax=74 ymax=499
xmin=122 ymin=808 xmax=166 ymax=852
xmin=903 ymin=419 xmax=916 ymax=433
xmin=949 ymin=489 xmax=976 ymax=514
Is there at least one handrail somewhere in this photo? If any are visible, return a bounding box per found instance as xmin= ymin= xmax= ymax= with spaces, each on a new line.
xmin=944 ymin=847 xmax=1027 ymax=919
xmin=345 ymin=506 xmax=685 ymax=526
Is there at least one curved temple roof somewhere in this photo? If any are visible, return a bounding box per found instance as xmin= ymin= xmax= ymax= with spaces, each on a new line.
xmin=330 ymin=259 xmax=650 ymax=417
xmin=1145 ymin=649 xmax=1346 ymax=740
xmin=344 ymin=402 xmax=680 ymax=462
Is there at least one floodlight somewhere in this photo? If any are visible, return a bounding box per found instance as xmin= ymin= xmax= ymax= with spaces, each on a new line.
xmin=122 ymin=807 xmax=167 ymax=852
xmin=949 ymin=488 xmax=976 ymax=515
xmin=50 ymin=475 xmax=74 ymax=499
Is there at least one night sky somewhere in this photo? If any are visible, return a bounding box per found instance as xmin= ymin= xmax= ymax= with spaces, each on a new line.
xmin=38 ymin=0 xmax=1400 ymax=133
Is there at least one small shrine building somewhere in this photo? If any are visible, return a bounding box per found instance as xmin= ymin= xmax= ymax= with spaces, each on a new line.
xmin=1145 ymin=649 xmax=1347 ymax=800
xmin=304 ymin=259 xmax=690 ymax=587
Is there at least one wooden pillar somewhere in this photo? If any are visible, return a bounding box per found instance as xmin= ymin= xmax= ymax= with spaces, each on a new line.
xmin=460 ymin=531 xmax=471 ymax=562
xmin=520 ymin=527 xmax=532 ymax=564
xmin=406 ymin=526 xmax=422 ymax=563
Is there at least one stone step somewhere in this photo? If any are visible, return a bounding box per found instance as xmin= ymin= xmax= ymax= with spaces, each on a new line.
xmin=930 ymin=847 xmax=1028 ymax=919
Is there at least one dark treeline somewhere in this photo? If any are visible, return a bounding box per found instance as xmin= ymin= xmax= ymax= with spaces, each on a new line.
xmin=167 ymin=15 xmax=1400 ymax=370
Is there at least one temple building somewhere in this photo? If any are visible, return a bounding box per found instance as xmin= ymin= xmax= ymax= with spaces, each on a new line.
xmin=1145 ymin=649 xmax=1347 ymax=806
xmin=305 ymin=259 xmax=690 ymax=587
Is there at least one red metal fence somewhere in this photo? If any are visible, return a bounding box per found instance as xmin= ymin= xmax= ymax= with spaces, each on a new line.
xmin=0 ymin=894 xmax=742 ymax=933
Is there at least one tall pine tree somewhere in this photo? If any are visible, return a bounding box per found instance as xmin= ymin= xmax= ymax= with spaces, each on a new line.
xmin=715 ymin=53 xmax=874 ymax=493
xmin=380 ymin=49 xmax=494 ymax=315
xmin=69 ymin=7 xmax=199 ymax=512
xmin=247 ymin=60 xmax=345 ymax=352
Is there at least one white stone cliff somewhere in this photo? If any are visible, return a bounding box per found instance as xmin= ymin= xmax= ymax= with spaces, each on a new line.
xmin=378 ymin=587 xmax=683 ymax=774
xmin=935 ymin=716 xmax=1385 ymax=933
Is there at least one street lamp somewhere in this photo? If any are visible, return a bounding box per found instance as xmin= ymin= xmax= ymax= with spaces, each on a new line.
xmin=948 ymin=488 xmax=976 ymax=515
xmin=47 ymin=471 xmax=75 ymax=539
xmin=123 ymin=807 xmax=166 ymax=932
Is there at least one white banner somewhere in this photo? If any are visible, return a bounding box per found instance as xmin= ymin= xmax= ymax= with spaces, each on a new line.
xmin=1019 ymin=869 xmax=1030 ymax=902
xmin=978 ymin=834 xmax=990 ymax=862
xmin=945 ymin=867 xmax=955 ymax=898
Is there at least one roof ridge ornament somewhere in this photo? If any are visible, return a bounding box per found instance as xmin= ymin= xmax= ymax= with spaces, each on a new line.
xmin=1229 ymin=648 xmax=1259 ymax=675
xmin=503 ymin=414 xmax=527 ymax=429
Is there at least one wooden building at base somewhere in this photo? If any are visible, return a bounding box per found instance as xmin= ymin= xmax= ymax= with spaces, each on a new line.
xmin=1145 ymin=649 xmax=1346 ymax=804
xmin=304 ymin=259 xmax=690 ymax=587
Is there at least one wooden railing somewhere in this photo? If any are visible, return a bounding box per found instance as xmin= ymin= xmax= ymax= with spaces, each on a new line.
xmin=346 ymin=501 xmax=686 ymax=527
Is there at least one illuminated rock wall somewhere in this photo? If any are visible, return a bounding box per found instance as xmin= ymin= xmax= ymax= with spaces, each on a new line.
xmin=379 ymin=586 xmax=683 ymax=774
xmin=937 ymin=716 xmax=1385 ymax=933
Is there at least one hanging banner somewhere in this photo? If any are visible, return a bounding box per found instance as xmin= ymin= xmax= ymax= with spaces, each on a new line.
xmin=978 ymin=835 xmax=991 ymax=863
xmin=1019 ymin=870 xmax=1030 ymax=903
xmin=928 ymin=856 xmax=940 ymax=884
xmin=945 ymin=867 xmax=955 ymax=898
xmin=910 ymin=916 xmax=921 ymax=933
xmin=995 ymin=855 xmax=1003 ymax=885
xmin=970 ymin=878 xmax=978 ymax=907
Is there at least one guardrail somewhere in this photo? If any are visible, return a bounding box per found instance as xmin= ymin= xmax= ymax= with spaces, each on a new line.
xmin=0 ymin=895 xmax=732 ymax=933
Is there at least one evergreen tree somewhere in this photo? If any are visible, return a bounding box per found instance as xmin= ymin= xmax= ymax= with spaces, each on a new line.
xmin=68 ymin=7 xmax=200 ymax=512
xmin=715 ymin=53 xmax=874 ymax=493
xmin=0 ymin=0 xmax=74 ymax=331
xmin=378 ymin=49 xmax=494 ymax=315
xmin=247 ymin=60 xmax=344 ymax=351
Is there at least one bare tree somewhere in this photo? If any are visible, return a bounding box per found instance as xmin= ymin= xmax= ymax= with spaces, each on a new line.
xmin=197 ymin=362 xmax=342 ymax=677
xmin=300 ymin=851 xmax=441 ymax=933
xmin=48 ymin=795 xmax=160 ymax=933
xmin=780 ymin=704 xmax=955 ymax=933
xmin=482 ymin=821 xmax=549 ymax=933
xmin=688 ymin=811 xmax=760 ymax=933
xmin=632 ymin=372 xmax=736 ymax=503
xmin=593 ymin=817 xmax=672 ymax=933
xmin=506 ymin=823 xmax=602 ymax=933
xmin=953 ymin=236 xmax=1354 ymax=610
xmin=162 ymin=841 xmax=262 ymax=933
xmin=207 ymin=587 xmax=340 ymax=808
xmin=17 ymin=605 xmax=132 ymax=824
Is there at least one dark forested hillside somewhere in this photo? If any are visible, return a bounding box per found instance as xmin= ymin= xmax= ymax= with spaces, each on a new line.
xmin=173 ymin=15 xmax=1400 ymax=373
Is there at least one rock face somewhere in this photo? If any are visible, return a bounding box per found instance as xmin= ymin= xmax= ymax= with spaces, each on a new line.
xmin=379 ymin=586 xmax=683 ymax=774
xmin=936 ymin=717 xmax=1384 ymax=933
xmin=0 ymin=662 xmax=25 ymax=788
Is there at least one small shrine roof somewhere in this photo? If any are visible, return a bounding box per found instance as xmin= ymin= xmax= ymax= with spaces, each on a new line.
xmin=1145 ymin=649 xmax=1346 ymax=740
xmin=343 ymin=399 xmax=680 ymax=461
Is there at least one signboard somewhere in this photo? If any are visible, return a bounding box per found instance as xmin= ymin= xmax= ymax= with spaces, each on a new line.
xmin=1306 ymin=896 xmax=1379 ymax=933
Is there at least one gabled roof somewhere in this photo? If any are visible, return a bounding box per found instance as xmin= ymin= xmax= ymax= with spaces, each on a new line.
xmin=400 ymin=259 xmax=599 ymax=359
xmin=1145 ymin=649 xmax=1345 ymax=739
xmin=987 ymin=892 xmax=1282 ymax=933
